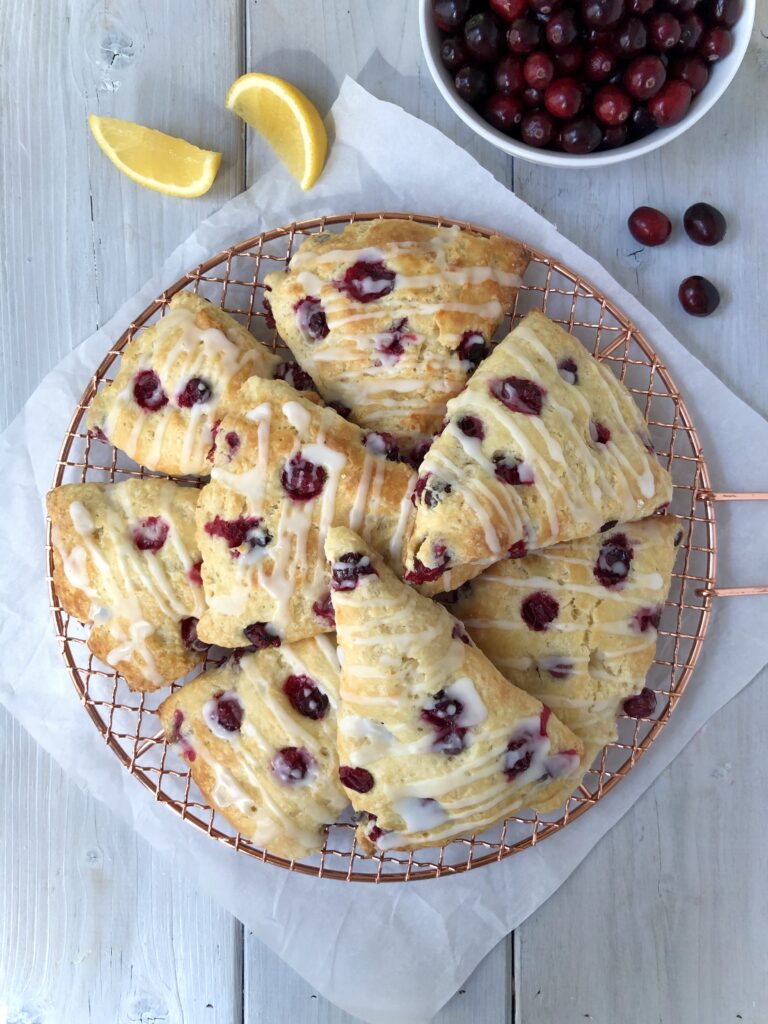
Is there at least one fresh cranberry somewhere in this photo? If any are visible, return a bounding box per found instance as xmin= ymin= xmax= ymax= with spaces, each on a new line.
xmin=585 ymin=46 xmax=616 ymax=80
xmin=455 ymin=64 xmax=492 ymax=105
xmin=648 ymin=79 xmax=692 ymax=126
xmin=522 ymin=85 xmax=545 ymax=107
xmin=133 ymin=369 xmax=168 ymax=412
xmin=507 ymin=16 xmax=544 ymax=53
xmin=457 ymin=331 xmax=487 ymax=370
xmin=490 ymin=376 xmax=545 ymax=415
xmin=521 ymin=591 xmax=559 ymax=630
xmin=491 ymin=0 xmax=530 ymax=19
xmin=557 ymin=357 xmax=579 ymax=384
xmin=485 ymin=93 xmax=525 ymax=133
xmin=624 ymin=55 xmax=666 ymax=100
xmin=339 ymin=766 xmax=375 ymax=792
xmin=493 ymin=453 xmax=535 ymax=485
xmin=507 ymin=539 xmax=528 ymax=558
xmin=283 ymin=674 xmax=329 ymax=720
xmin=457 ymin=415 xmax=486 ymax=439
xmin=494 ymin=55 xmax=526 ymax=94
xmin=188 ymin=561 xmax=203 ymax=586
xmin=521 ymin=109 xmax=556 ymax=146
xmin=544 ymin=77 xmax=584 ymax=118
xmin=705 ymin=0 xmax=742 ymax=27
xmin=683 ymin=203 xmax=727 ymax=246
xmin=293 ymin=296 xmax=329 ymax=341
xmin=582 ymin=0 xmax=625 ymax=28
xmin=336 ymin=261 xmax=396 ymax=304
xmin=374 ymin=317 xmax=416 ymax=362
xmin=530 ymin=0 xmax=564 ymax=13
xmin=594 ymin=532 xmax=634 ymax=587
xmin=211 ymin=691 xmax=244 ymax=732
xmin=312 ymin=590 xmax=336 ymax=627
xmin=601 ymin=124 xmax=628 ymax=148
xmin=553 ymin=42 xmax=585 ymax=74
xmin=699 ymin=26 xmax=733 ymax=61
xmin=632 ymin=605 xmax=663 ymax=632
xmin=623 ymin=687 xmax=657 ymax=718
xmin=281 ymin=453 xmax=327 ymax=501
xmin=274 ymin=361 xmax=316 ymax=392
xmin=243 ymin=622 xmax=281 ymax=649
xmin=612 ymin=16 xmax=648 ymax=56
xmin=678 ymin=275 xmax=720 ymax=316
xmin=561 ymin=116 xmax=603 ymax=153
xmin=204 ymin=515 xmax=271 ymax=554
xmin=271 ymin=746 xmax=314 ymax=784
xmin=590 ymin=420 xmax=612 ymax=444
xmin=546 ymin=9 xmax=579 ymax=48
xmin=404 ymin=547 xmax=450 ymax=585
xmin=628 ymin=104 xmax=658 ymax=139
xmin=627 ymin=0 xmax=653 ymax=12
xmin=180 ymin=616 xmax=210 ymax=652
xmin=331 ymin=552 xmax=378 ymax=591
xmin=593 ymin=83 xmax=632 ymax=125
xmin=666 ymin=0 xmax=697 ymax=10
xmin=524 ymin=51 xmax=555 ymax=88
xmin=465 ymin=12 xmax=504 ymax=62
xmin=648 ymin=12 xmax=682 ymax=50
xmin=133 ymin=516 xmax=169 ymax=552
xmin=678 ymin=12 xmax=705 ymax=50
xmin=431 ymin=0 xmax=472 ymax=32
xmin=421 ymin=691 xmax=468 ymax=755
xmin=441 ymin=34 xmax=470 ymax=72
xmin=670 ymin=54 xmax=709 ymax=94
xmin=176 ymin=377 xmax=212 ymax=408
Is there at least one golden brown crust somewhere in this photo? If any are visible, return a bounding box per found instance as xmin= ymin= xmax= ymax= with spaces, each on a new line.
xmin=326 ymin=527 xmax=584 ymax=853
xmin=264 ymin=220 xmax=528 ymax=449
xmin=47 ymin=478 xmax=206 ymax=691
xmin=157 ymin=636 xmax=346 ymax=860
xmin=87 ymin=292 xmax=281 ymax=475
xmin=405 ymin=310 xmax=673 ymax=590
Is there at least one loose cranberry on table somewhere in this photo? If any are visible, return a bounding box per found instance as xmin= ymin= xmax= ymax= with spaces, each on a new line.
xmin=684 ymin=201 xmax=727 ymax=244
xmin=627 ymin=205 xmax=672 ymax=245
xmin=678 ymin=275 xmax=720 ymax=316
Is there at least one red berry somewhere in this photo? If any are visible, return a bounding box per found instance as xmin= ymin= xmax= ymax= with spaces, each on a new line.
xmin=628 ymin=206 xmax=672 ymax=246
xmin=521 ymin=109 xmax=556 ymax=146
xmin=553 ymin=42 xmax=585 ymax=74
xmin=521 ymin=591 xmax=560 ymax=631
xmin=624 ymin=54 xmax=666 ymax=100
xmin=678 ymin=13 xmax=705 ymax=50
xmin=494 ymin=55 xmax=526 ymax=94
xmin=705 ymin=0 xmax=742 ymax=28
xmin=584 ymin=46 xmax=617 ymax=81
xmin=491 ymin=0 xmax=530 ymax=20
xmin=339 ymin=765 xmax=375 ymax=792
xmin=455 ymin=64 xmax=492 ymax=104
xmin=683 ymin=202 xmax=727 ymax=245
xmin=648 ymin=12 xmax=682 ymax=50
xmin=546 ymin=9 xmax=579 ymax=49
xmin=484 ymin=92 xmax=525 ymax=133
xmin=507 ymin=17 xmax=543 ymax=53
xmin=670 ymin=54 xmax=709 ymax=94
xmin=465 ymin=13 xmax=504 ymax=63
xmin=699 ymin=26 xmax=733 ymax=61
xmin=678 ymin=276 xmax=720 ymax=316
xmin=524 ymin=50 xmax=555 ymax=88
xmin=593 ymin=83 xmax=632 ymax=125
xmin=544 ymin=76 xmax=584 ymax=118
xmin=441 ymin=35 xmax=470 ymax=72
xmin=601 ymin=123 xmax=627 ymax=148
xmin=431 ymin=0 xmax=472 ymax=32
xmin=581 ymin=0 xmax=625 ymax=29
xmin=623 ymin=688 xmax=657 ymax=718
xmin=613 ymin=16 xmax=648 ymax=56
xmin=647 ymin=79 xmax=692 ymax=126
xmin=561 ymin=115 xmax=603 ymax=153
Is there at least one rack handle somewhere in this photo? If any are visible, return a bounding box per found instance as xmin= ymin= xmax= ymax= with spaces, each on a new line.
xmin=696 ymin=490 xmax=768 ymax=598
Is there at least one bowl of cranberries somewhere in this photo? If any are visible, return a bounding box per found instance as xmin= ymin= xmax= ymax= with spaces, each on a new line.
xmin=420 ymin=0 xmax=754 ymax=165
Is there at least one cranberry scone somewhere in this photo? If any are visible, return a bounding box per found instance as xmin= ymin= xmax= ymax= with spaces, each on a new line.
xmin=325 ymin=527 xmax=584 ymax=853
xmin=158 ymin=635 xmax=346 ymax=860
xmin=447 ymin=516 xmax=681 ymax=762
xmin=195 ymin=376 xmax=416 ymax=649
xmin=47 ymin=478 xmax=207 ymax=691
xmin=87 ymin=292 xmax=281 ymax=475
xmin=263 ymin=219 xmax=529 ymax=456
xmin=405 ymin=309 xmax=673 ymax=592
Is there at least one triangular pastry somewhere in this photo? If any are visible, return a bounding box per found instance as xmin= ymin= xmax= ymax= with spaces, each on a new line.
xmin=87 ymin=292 xmax=281 ymax=475
xmin=158 ymin=635 xmax=346 ymax=859
xmin=447 ymin=516 xmax=681 ymax=763
xmin=405 ymin=310 xmax=673 ymax=591
xmin=196 ymin=377 xmax=416 ymax=649
xmin=47 ymin=478 xmax=207 ymax=691
xmin=264 ymin=219 xmax=529 ymax=457
xmin=325 ymin=526 xmax=584 ymax=853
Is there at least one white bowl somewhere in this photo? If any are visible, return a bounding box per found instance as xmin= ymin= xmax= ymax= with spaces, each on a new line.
xmin=419 ymin=0 xmax=755 ymax=168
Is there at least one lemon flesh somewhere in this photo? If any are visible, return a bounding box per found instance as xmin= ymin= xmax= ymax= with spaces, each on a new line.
xmin=226 ymin=73 xmax=327 ymax=191
xmin=88 ymin=115 xmax=221 ymax=198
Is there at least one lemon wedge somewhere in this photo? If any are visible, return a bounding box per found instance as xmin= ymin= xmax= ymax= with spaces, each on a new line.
xmin=225 ymin=73 xmax=327 ymax=191
xmin=88 ymin=115 xmax=221 ymax=198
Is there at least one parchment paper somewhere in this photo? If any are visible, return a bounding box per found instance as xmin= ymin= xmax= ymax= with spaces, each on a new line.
xmin=1 ymin=79 xmax=767 ymax=1023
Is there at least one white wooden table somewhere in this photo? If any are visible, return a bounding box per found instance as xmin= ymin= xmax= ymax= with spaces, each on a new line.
xmin=2 ymin=2 xmax=767 ymax=1021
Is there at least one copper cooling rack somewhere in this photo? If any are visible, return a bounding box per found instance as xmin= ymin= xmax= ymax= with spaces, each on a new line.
xmin=48 ymin=211 xmax=725 ymax=883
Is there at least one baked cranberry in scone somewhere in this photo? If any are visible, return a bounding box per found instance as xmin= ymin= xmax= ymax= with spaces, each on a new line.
xmin=326 ymin=526 xmax=584 ymax=853
xmin=87 ymin=292 xmax=280 ymax=475
xmin=405 ymin=310 xmax=672 ymax=592
xmin=264 ymin=218 xmax=529 ymax=453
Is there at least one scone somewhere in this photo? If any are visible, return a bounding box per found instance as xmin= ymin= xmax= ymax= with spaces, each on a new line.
xmin=325 ymin=526 xmax=584 ymax=853
xmin=158 ymin=635 xmax=346 ymax=860
xmin=447 ymin=516 xmax=681 ymax=763
xmin=47 ymin=478 xmax=207 ymax=691
xmin=405 ymin=310 xmax=673 ymax=592
xmin=264 ymin=219 xmax=529 ymax=456
xmin=196 ymin=376 xmax=417 ymax=649
xmin=87 ymin=292 xmax=281 ymax=475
